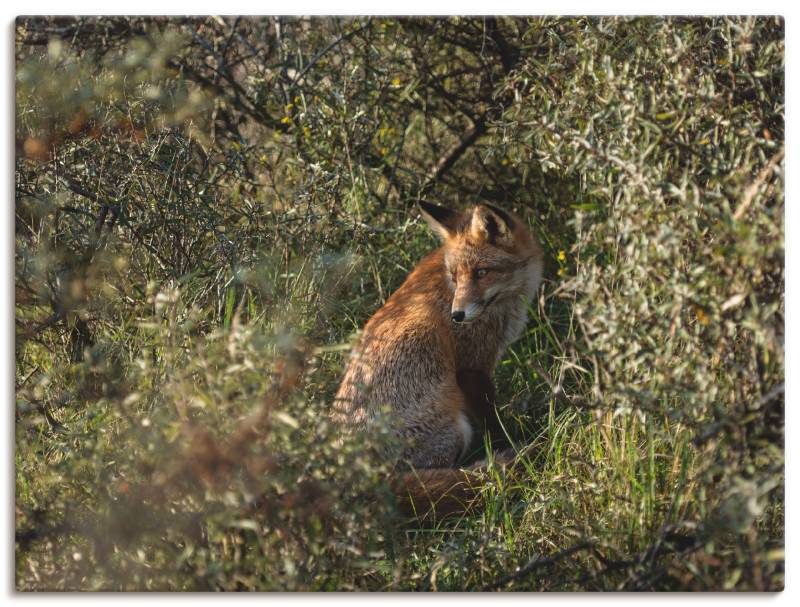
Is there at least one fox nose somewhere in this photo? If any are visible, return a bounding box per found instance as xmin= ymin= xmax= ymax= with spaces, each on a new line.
xmin=451 ymin=310 xmax=465 ymax=323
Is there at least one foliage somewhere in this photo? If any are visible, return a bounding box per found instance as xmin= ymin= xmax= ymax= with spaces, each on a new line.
xmin=15 ymin=16 xmax=783 ymax=590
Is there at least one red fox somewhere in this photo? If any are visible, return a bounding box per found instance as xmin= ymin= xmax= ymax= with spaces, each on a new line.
xmin=334 ymin=201 xmax=543 ymax=516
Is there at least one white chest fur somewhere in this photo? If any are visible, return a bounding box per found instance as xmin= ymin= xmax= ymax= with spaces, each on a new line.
xmin=499 ymin=257 xmax=543 ymax=354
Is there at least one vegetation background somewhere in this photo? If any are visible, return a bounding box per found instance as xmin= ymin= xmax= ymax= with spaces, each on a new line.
xmin=15 ymin=16 xmax=784 ymax=591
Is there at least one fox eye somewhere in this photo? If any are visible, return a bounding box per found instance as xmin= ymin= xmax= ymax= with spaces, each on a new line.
xmin=475 ymin=268 xmax=488 ymax=279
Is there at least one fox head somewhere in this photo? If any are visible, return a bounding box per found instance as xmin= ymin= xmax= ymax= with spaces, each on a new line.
xmin=419 ymin=201 xmax=543 ymax=324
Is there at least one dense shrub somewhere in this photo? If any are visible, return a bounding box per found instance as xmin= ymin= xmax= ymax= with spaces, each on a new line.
xmin=15 ymin=16 xmax=783 ymax=590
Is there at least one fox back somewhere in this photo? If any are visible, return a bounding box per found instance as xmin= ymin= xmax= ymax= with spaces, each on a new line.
xmin=334 ymin=202 xmax=543 ymax=470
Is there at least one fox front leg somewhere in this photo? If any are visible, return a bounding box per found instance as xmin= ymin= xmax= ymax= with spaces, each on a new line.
xmin=456 ymin=368 xmax=509 ymax=452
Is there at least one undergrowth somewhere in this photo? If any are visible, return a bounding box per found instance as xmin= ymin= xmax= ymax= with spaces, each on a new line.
xmin=15 ymin=16 xmax=783 ymax=590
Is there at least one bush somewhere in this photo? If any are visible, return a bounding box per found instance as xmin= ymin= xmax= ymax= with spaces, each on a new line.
xmin=15 ymin=16 xmax=783 ymax=590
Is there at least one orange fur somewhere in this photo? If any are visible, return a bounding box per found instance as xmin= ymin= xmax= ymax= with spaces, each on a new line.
xmin=334 ymin=202 xmax=543 ymax=516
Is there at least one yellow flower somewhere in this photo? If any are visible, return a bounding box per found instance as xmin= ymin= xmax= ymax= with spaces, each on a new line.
xmin=294 ymin=95 xmax=302 ymax=104
xmin=557 ymin=250 xmax=566 ymax=262
xmin=557 ymin=267 xmax=566 ymax=277
xmin=381 ymin=146 xmax=389 ymax=156
xmin=280 ymin=116 xmax=291 ymax=124
xmin=391 ymin=78 xmax=401 ymax=87
xmin=695 ymin=307 xmax=710 ymax=326
xmin=500 ymin=158 xmax=509 ymax=166
xmin=285 ymin=103 xmax=294 ymax=111
xmin=303 ymin=126 xmax=311 ymax=137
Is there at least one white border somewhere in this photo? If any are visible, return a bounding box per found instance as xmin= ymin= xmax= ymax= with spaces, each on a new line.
xmin=4 ymin=3 xmax=794 ymax=605
xmin=2 ymin=1 xmax=797 ymax=15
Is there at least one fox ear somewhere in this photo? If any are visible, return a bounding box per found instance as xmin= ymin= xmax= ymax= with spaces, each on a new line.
xmin=419 ymin=200 xmax=460 ymax=240
xmin=470 ymin=205 xmax=513 ymax=246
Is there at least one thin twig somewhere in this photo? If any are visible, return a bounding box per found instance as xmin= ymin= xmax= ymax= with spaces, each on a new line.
xmin=420 ymin=118 xmax=486 ymax=196
xmin=483 ymin=540 xmax=597 ymax=590
xmin=733 ymin=147 xmax=784 ymax=221
xmin=289 ymin=18 xmax=373 ymax=90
